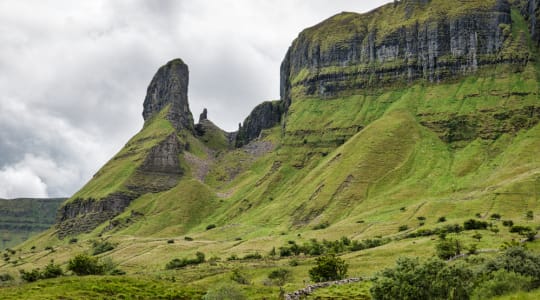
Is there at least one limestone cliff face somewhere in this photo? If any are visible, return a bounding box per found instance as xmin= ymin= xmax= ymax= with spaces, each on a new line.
xmin=235 ymin=101 xmax=283 ymax=147
xmin=280 ymin=0 xmax=513 ymax=105
xmin=142 ymin=59 xmax=194 ymax=131
xmin=524 ymin=0 xmax=539 ymax=45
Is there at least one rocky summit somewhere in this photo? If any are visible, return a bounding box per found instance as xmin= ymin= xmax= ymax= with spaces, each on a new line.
xmin=2 ymin=0 xmax=540 ymax=299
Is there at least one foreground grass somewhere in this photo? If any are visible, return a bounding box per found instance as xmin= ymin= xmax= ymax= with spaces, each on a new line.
xmin=0 ymin=276 xmax=204 ymax=300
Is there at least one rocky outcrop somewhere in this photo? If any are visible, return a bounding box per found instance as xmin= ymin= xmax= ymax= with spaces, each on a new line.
xmin=280 ymin=0 xmax=514 ymax=104
xmin=235 ymin=101 xmax=283 ymax=147
xmin=285 ymin=278 xmax=363 ymax=300
xmin=142 ymin=59 xmax=194 ymax=131
xmin=139 ymin=133 xmax=183 ymax=175
xmin=198 ymin=108 xmax=208 ymax=123
xmin=56 ymin=193 xmax=136 ymax=238
xmin=56 ymin=133 xmax=185 ymax=237
xmin=524 ymin=0 xmax=540 ymax=45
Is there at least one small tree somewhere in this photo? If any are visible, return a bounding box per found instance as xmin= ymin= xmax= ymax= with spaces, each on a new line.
xmin=267 ymin=268 xmax=291 ymax=286
xmin=309 ymin=254 xmax=348 ymax=282
xmin=472 ymin=233 xmax=483 ymax=242
xmin=67 ymin=254 xmax=104 ymax=275
xmin=436 ymin=237 xmax=463 ymax=260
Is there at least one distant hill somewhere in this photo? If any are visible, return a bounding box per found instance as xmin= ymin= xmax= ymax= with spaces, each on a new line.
xmin=0 ymin=198 xmax=65 ymax=249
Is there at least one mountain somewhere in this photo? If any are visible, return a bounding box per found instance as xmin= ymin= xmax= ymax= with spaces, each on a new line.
xmin=0 ymin=198 xmax=65 ymax=250
xmin=1 ymin=0 xmax=539 ymax=298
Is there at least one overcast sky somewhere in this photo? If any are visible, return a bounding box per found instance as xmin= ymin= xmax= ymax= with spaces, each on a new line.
xmin=0 ymin=0 xmax=391 ymax=199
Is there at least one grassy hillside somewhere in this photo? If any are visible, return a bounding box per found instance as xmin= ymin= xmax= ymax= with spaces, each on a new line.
xmin=0 ymin=1 xmax=539 ymax=299
xmin=0 ymin=198 xmax=64 ymax=250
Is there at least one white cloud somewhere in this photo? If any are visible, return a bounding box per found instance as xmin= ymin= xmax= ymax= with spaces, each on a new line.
xmin=0 ymin=164 xmax=47 ymax=199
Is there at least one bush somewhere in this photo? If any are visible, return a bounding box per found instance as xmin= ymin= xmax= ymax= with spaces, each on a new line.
xmin=472 ymin=270 xmax=533 ymax=299
xmin=398 ymin=225 xmax=409 ymax=232
xmin=165 ymin=252 xmax=205 ymax=269
xmin=490 ymin=213 xmax=502 ymax=220
xmin=41 ymin=260 xmax=63 ymax=279
xmin=167 ymin=239 xmax=174 ymax=244
xmin=526 ymin=211 xmax=534 ymax=220
xmin=267 ymin=268 xmax=291 ymax=286
xmin=184 ymin=236 xmax=193 ymax=241
xmin=464 ymin=219 xmax=488 ymax=230
xmin=67 ymin=254 xmax=104 ymax=275
xmin=313 ymin=222 xmax=330 ymax=230
xmin=0 ymin=273 xmax=14 ymax=282
xmin=19 ymin=269 xmax=41 ymax=282
xmin=438 ymin=216 xmax=447 ymax=223
xmin=371 ymin=257 xmax=474 ymax=300
xmin=242 ymin=253 xmax=262 ymax=260
xmin=230 ymin=269 xmax=250 ymax=285
xmin=206 ymin=224 xmax=216 ymax=230
xmin=20 ymin=260 xmax=63 ymax=282
xmin=435 ymin=237 xmax=463 ymax=260
xmin=308 ymin=254 xmax=348 ymax=282
xmin=92 ymin=240 xmax=115 ymax=255
xmin=502 ymin=220 xmax=514 ymax=227
xmin=69 ymin=238 xmax=78 ymax=244
xmin=485 ymin=247 xmax=540 ymax=287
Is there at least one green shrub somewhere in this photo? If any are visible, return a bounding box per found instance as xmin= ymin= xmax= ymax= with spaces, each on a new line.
xmin=398 ymin=225 xmax=409 ymax=232
xmin=485 ymin=247 xmax=540 ymax=287
xmin=165 ymin=252 xmax=205 ymax=269
xmin=267 ymin=268 xmax=291 ymax=286
xmin=69 ymin=238 xmax=78 ymax=244
xmin=490 ymin=213 xmax=502 ymax=220
xmin=371 ymin=258 xmax=474 ymax=300
xmin=464 ymin=219 xmax=488 ymax=230
xmin=227 ymin=254 xmax=238 ymax=261
xmin=184 ymin=236 xmax=193 ymax=241
xmin=19 ymin=260 xmax=63 ymax=282
xmin=67 ymin=254 xmax=104 ymax=275
xmin=167 ymin=239 xmax=174 ymax=244
xmin=438 ymin=216 xmax=447 ymax=223
xmin=92 ymin=240 xmax=115 ymax=255
xmin=309 ymin=254 xmax=348 ymax=282
xmin=230 ymin=269 xmax=250 ymax=285
xmin=502 ymin=220 xmax=514 ymax=227
xmin=472 ymin=270 xmax=533 ymax=299
xmin=526 ymin=211 xmax=534 ymax=220
xmin=206 ymin=224 xmax=216 ymax=230
xmin=435 ymin=237 xmax=463 ymax=260
xmin=41 ymin=260 xmax=63 ymax=279
xmin=19 ymin=269 xmax=41 ymax=282
xmin=0 ymin=273 xmax=14 ymax=282
xmin=313 ymin=222 xmax=330 ymax=230
xmin=242 ymin=253 xmax=262 ymax=260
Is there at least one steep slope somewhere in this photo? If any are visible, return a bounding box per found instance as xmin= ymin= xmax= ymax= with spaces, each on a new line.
xmin=0 ymin=198 xmax=64 ymax=249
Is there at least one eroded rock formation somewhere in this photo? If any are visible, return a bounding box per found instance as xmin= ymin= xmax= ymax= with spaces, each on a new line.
xmin=142 ymin=59 xmax=194 ymax=131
